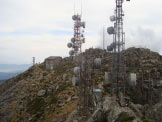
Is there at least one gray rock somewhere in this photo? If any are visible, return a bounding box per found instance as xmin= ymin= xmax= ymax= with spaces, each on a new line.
xmin=66 ymin=97 xmax=71 ymax=103
xmin=87 ymin=108 xmax=103 ymax=122
xmin=58 ymin=103 xmax=65 ymax=107
xmin=102 ymin=96 xmax=142 ymax=122
xmin=65 ymin=110 xmax=77 ymax=122
xmin=73 ymin=120 xmax=78 ymax=122
xmin=63 ymin=74 xmax=68 ymax=81
xmin=37 ymin=90 xmax=46 ymax=97
xmin=71 ymin=96 xmax=78 ymax=100
xmin=56 ymin=85 xmax=59 ymax=90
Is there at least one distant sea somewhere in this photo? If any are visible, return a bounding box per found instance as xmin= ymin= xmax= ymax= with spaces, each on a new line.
xmin=0 ymin=64 xmax=32 ymax=81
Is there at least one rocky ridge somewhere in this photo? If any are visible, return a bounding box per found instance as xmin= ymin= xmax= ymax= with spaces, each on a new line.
xmin=0 ymin=47 xmax=162 ymax=122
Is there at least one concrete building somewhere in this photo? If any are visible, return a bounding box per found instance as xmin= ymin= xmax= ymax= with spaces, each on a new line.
xmin=45 ymin=56 xmax=62 ymax=70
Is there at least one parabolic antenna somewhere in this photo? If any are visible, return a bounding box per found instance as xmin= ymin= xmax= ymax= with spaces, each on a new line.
xmin=110 ymin=15 xmax=116 ymax=22
xmin=107 ymin=26 xmax=115 ymax=35
xmin=69 ymin=50 xmax=75 ymax=56
xmin=67 ymin=43 xmax=73 ymax=48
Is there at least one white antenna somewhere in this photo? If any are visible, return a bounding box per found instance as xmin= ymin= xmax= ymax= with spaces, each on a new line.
xmin=33 ymin=57 xmax=35 ymax=65
xmin=74 ymin=0 xmax=76 ymax=14
xmin=103 ymin=26 xmax=105 ymax=50
xmin=81 ymin=0 xmax=83 ymax=16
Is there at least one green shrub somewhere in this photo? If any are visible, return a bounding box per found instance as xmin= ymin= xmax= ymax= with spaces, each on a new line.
xmin=58 ymin=82 xmax=68 ymax=91
xmin=142 ymin=117 xmax=156 ymax=122
xmin=27 ymin=97 xmax=46 ymax=113
xmin=117 ymin=112 xmax=135 ymax=122
xmin=50 ymin=94 xmax=58 ymax=104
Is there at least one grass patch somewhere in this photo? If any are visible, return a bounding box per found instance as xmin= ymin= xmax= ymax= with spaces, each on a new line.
xmin=142 ymin=117 xmax=156 ymax=122
xmin=27 ymin=97 xmax=46 ymax=113
xmin=116 ymin=112 xmax=135 ymax=122
xmin=50 ymin=94 xmax=58 ymax=104
xmin=58 ymin=82 xmax=68 ymax=91
xmin=27 ymin=97 xmax=46 ymax=121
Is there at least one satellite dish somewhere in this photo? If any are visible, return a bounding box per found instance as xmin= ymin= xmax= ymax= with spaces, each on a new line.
xmin=81 ymin=22 xmax=85 ymax=28
xmin=74 ymin=67 xmax=80 ymax=76
xmin=69 ymin=50 xmax=74 ymax=56
xmin=67 ymin=43 xmax=73 ymax=48
xmin=110 ymin=15 xmax=116 ymax=22
xmin=71 ymin=38 xmax=75 ymax=43
xmin=107 ymin=42 xmax=116 ymax=51
xmin=107 ymin=27 xmax=115 ymax=35
xmin=72 ymin=15 xmax=77 ymax=20
xmin=94 ymin=58 xmax=101 ymax=69
xmin=82 ymin=38 xmax=85 ymax=43
xmin=107 ymin=45 xmax=113 ymax=51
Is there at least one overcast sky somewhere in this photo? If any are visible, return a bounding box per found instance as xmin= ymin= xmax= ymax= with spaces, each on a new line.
xmin=0 ymin=0 xmax=162 ymax=64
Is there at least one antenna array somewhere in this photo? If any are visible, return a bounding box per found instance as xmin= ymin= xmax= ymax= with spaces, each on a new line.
xmin=67 ymin=14 xmax=85 ymax=56
xmin=67 ymin=8 xmax=94 ymax=114
xmin=107 ymin=0 xmax=130 ymax=99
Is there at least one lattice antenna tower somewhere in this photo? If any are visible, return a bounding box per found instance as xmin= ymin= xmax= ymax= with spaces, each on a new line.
xmin=67 ymin=0 xmax=89 ymax=114
xmin=67 ymin=1 xmax=85 ymax=57
xmin=107 ymin=0 xmax=131 ymax=99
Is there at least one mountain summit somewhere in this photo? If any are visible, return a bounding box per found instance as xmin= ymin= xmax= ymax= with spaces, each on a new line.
xmin=0 ymin=47 xmax=162 ymax=122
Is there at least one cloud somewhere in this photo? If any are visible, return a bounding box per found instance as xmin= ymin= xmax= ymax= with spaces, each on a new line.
xmin=0 ymin=0 xmax=162 ymax=64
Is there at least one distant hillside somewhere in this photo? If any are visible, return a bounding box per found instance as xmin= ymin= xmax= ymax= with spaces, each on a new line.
xmin=0 ymin=80 xmax=5 ymax=83
xmin=0 ymin=64 xmax=32 ymax=80
xmin=0 ymin=64 xmax=32 ymax=72
xmin=0 ymin=72 xmax=22 ymax=80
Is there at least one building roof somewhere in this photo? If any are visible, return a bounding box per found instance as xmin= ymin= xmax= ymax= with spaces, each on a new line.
xmin=46 ymin=56 xmax=62 ymax=60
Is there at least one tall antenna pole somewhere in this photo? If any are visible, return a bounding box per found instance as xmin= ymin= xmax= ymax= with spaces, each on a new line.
xmin=33 ymin=57 xmax=35 ymax=65
xmin=107 ymin=0 xmax=131 ymax=101
xmin=74 ymin=0 xmax=76 ymax=15
xmin=67 ymin=3 xmax=89 ymax=114
xmin=81 ymin=0 xmax=83 ymax=16
xmin=103 ymin=26 xmax=105 ymax=50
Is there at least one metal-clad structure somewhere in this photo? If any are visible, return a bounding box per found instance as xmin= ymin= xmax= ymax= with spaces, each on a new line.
xmin=94 ymin=58 xmax=101 ymax=69
xmin=104 ymin=72 xmax=111 ymax=85
xmin=72 ymin=76 xmax=79 ymax=86
xmin=128 ymin=73 xmax=137 ymax=86
xmin=73 ymin=67 xmax=80 ymax=76
xmin=45 ymin=56 xmax=62 ymax=70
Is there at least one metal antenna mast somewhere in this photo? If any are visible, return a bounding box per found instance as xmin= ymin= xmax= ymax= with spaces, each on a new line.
xmin=33 ymin=57 xmax=35 ymax=65
xmin=67 ymin=4 xmax=92 ymax=114
xmin=103 ymin=26 xmax=105 ymax=50
xmin=107 ymin=0 xmax=130 ymax=100
xmin=67 ymin=14 xmax=85 ymax=56
xmin=74 ymin=0 xmax=76 ymax=15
